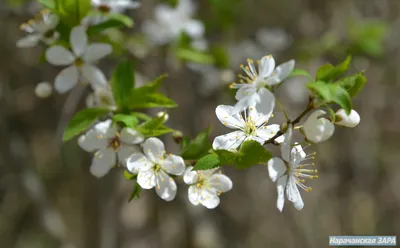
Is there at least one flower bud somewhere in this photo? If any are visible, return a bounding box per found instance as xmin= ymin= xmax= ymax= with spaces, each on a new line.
xmin=157 ymin=111 xmax=169 ymax=122
xmin=35 ymin=82 xmax=52 ymax=98
xmin=334 ymin=109 xmax=360 ymax=128
xmin=172 ymin=131 xmax=184 ymax=144
xmin=303 ymin=110 xmax=334 ymax=143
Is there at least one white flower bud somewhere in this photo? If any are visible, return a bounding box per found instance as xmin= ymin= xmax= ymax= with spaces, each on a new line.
xmin=157 ymin=111 xmax=169 ymax=122
xmin=303 ymin=110 xmax=335 ymax=143
xmin=35 ymin=82 xmax=52 ymax=98
xmin=334 ymin=109 xmax=360 ymax=128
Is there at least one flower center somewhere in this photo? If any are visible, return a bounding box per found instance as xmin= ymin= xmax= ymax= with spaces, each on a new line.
xmin=74 ymin=58 xmax=84 ymax=67
xmin=44 ymin=29 xmax=55 ymax=38
xmin=109 ymin=133 xmax=121 ymax=151
xmin=98 ymin=4 xmax=111 ymax=13
xmin=244 ymin=118 xmax=257 ymax=135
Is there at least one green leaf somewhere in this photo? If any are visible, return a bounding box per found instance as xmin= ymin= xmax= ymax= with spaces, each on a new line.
xmin=63 ymin=108 xmax=110 ymax=141
xmin=211 ymin=46 xmax=230 ymax=68
xmin=132 ymin=112 xmax=152 ymax=121
xmin=112 ymin=114 xmax=138 ymax=128
xmin=213 ymin=149 xmax=241 ymax=165
xmin=235 ymin=140 xmax=272 ymax=169
xmin=107 ymin=13 xmax=134 ymax=28
xmin=39 ymin=0 xmax=55 ymax=9
xmin=111 ymin=61 xmax=135 ymax=109
xmin=58 ymin=0 xmax=91 ymax=27
xmin=289 ymin=68 xmax=314 ymax=81
xmin=128 ymin=183 xmax=141 ymax=202
xmin=181 ymin=127 xmax=212 ymax=160
xmin=307 ymin=81 xmax=352 ymax=114
xmin=193 ymin=154 xmax=221 ymax=171
xmin=123 ymin=170 xmax=137 ymax=180
xmin=87 ymin=19 xmax=126 ymax=35
xmin=176 ymin=48 xmax=215 ymax=64
xmin=336 ymin=73 xmax=366 ymax=97
xmin=136 ymin=114 xmax=173 ymax=137
xmin=129 ymin=92 xmax=177 ymax=109
xmin=316 ymin=56 xmax=352 ymax=82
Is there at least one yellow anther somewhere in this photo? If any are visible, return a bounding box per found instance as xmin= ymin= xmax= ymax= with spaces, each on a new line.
xmin=247 ymin=58 xmax=254 ymax=63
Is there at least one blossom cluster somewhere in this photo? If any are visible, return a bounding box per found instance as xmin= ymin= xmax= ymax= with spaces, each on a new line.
xmin=17 ymin=0 xmax=365 ymax=211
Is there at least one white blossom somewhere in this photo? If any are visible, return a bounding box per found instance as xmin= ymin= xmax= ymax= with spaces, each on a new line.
xmin=142 ymin=0 xmax=204 ymax=46
xmin=45 ymin=26 xmax=112 ymax=93
xmin=156 ymin=111 xmax=169 ymax=122
xmin=183 ymin=166 xmax=232 ymax=209
xmin=126 ymin=138 xmax=185 ymax=201
xmin=213 ymin=104 xmax=281 ymax=151
xmin=92 ymin=0 xmax=141 ymax=13
xmin=78 ymin=120 xmax=144 ymax=178
xmin=35 ymin=82 xmax=53 ymax=98
xmin=268 ymin=125 xmax=318 ymax=212
xmin=303 ymin=110 xmax=335 ymax=143
xmin=334 ymin=109 xmax=360 ymax=128
xmin=17 ymin=10 xmax=59 ymax=48
xmin=230 ymin=55 xmax=295 ymax=115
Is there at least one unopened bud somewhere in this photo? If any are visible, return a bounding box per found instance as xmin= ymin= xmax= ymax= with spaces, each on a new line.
xmin=172 ymin=131 xmax=184 ymax=144
xmin=280 ymin=122 xmax=288 ymax=133
xmin=157 ymin=111 xmax=169 ymax=122
xmin=35 ymin=82 xmax=52 ymax=98
xmin=334 ymin=109 xmax=360 ymax=128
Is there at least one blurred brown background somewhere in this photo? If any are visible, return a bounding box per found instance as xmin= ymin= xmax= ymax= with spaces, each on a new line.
xmin=1 ymin=0 xmax=400 ymax=247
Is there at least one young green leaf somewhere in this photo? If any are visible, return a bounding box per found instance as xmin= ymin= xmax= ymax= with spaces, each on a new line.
xmin=136 ymin=114 xmax=173 ymax=137
xmin=235 ymin=140 xmax=272 ymax=169
xmin=316 ymin=56 xmax=352 ymax=82
xmin=63 ymin=108 xmax=110 ymax=141
xmin=336 ymin=73 xmax=366 ymax=97
xmin=289 ymin=68 xmax=314 ymax=81
xmin=128 ymin=92 xmax=177 ymax=109
xmin=112 ymin=114 xmax=139 ymax=128
xmin=58 ymin=0 xmax=92 ymax=27
xmin=132 ymin=112 xmax=152 ymax=121
xmin=128 ymin=183 xmax=142 ymax=202
xmin=181 ymin=127 xmax=212 ymax=160
xmin=39 ymin=0 xmax=56 ymax=9
xmin=123 ymin=170 xmax=137 ymax=180
xmin=87 ymin=19 xmax=126 ymax=35
xmin=213 ymin=149 xmax=241 ymax=165
xmin=192 ymin=154 xmax=221 ymax=171
xmin=107 ymin=13 xmax=134 ymax=28
xmin=111 ymin=61 xmax=135 ymax=109
xmin=176 ymin=48 xmax=215 ymax=64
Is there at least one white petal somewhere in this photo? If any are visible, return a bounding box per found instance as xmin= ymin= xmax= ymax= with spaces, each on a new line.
xmin=70 ymin=26 xmax=87 ymax=57
xmin=54 ymin=65 xmax=79 ymax=93
xmin=162 ymin=154 xmax=186 ymax=176
xmin=46 ymin=46 xmax=75 ymax=66
xmin=255 ymin=124 xmax=280 ymax=141
xmin=208 ymin=174 xmax=233 ymax=193
xmin=81 ymin=64 xmax=107 ymax=87
xmin=215 ymin=105 xmax=245 ymax=129
xmin=117 ymin=145 xmax=139 ymax=166
xmin=188 ymin=186 xmax=200 ymax=205
xmin=90 ymin=148 xmax=116 ymax=178
xmin=235 ymin=84 xmax=257 ymax=101
xmin=247 ymin=105 xmax=270 ymax=127
xmin=281 ymin=124 xmax=292 ymax=162
xmin=120 ymin=128 xmax=144 ymax=145
xmin=155 ymin=171 xmax=177 ymax=201
xmin=273 ymin=59 xmax=295 ymax=82
xmin=255 ymin=87 xmax=275 ymax=116
xmin=303 ymin=110 xmax=335 ymax=143
xmin=335 ymin=109 xmax=360 ymax=128
xmin=183 ymin=166 xmax=199 ymax=184
xmin=286 ymin=176 xmax=304 ymax=210
xmin=78 ymin=130 xmax=108 ymax=152
xmin=184 ymin=20 xmax=205 ymax=39
xmin=268 ymin=157 xmax=287 ymax=182
xmin=276 ymin=175 xmax=288 ymax=212
xmin=17 ymin=34 xmax=41 ymax=48
xmin=126 ymin=153 xmax=152 ymax=173
xmin=259 ymin=55 xmax=275 ymax=78
xmin=199 ymin=189 xmax=220 ymax=209
xmin=212 ymin=131 xmax=246 ymax=151
xmin=93 ymin=120 xmax=112 ymax=133
xmin=137 ymin=170 xmax=156 ymax=189
xmin=232 ymin=94 xmax=258 ymax=115
xmin=291 ymin=144 xmax=306 ymax=166
xmin=143 ymin=137 xmax=165 ymax=163
xmin=83 ymin=43 xmax=112 ymax=63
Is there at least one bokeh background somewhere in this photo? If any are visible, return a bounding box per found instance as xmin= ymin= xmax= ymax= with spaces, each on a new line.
xmin=1 ymin=0 xmax=399 ymax=247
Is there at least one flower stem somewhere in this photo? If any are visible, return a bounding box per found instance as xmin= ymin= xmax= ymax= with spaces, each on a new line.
xmin=276 ymin=99 xmax=290 ymax=121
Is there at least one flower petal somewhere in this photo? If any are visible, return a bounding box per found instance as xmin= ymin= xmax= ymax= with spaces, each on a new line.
xmin=235 ymin=84 xmax=257 ymax=101
xmin=259 ymin=55 xmax=275 ymax=78
xmin=120 ymin=128 xmax=144 ymax=145
xmin=286 ymin=176 xmax=304 ymax=210
xmin=137 ymin=170 xmax=156 ymax=189
xmin=17 ymin=34 xmax=41 ymax=48
xmin=117 ymin=145 xmax=140 ymax=166
xmin=83 ymin=43 xmax=112 ymax=63
xmin=267 ymin=157 xmax=287 ymax=182
xmin=208 ymin=174 xmax=233 ymax=193
xmin=233 ymin=94 xmax=258 ymax=115
xmin=54 ymin=65 xmax=79 ymax=93
xmin=281 ymin=124 xmax=292 ymax=162
xmin=126 ymin=152 xmax=152 ymax=173
xmin=70 ymin=26 xmax=87 ymax=57
xmin=276 ymin=175 xmax=288 ymax=212
xmin=248 ymin=105 xmax=270 ymax=127
xmin=143 ymin=137 xmax=165 ymax=163
xmin=78 ymin=130 xmax=108 ymax=152
xmin=90 ymin=148 xmax=116 ymax=178
xmin=184 ymin=20 xmax=204 ymax=39
xmin=155 ymin=171 xmax=177 ymax=201
xmin=188 ymin=185 xmax=200 ymax=205
xmin=215 ymin=105 xmax=245 ymax=129
xmin=81 ymin=64 xmax=107 ymax=87
xmin=273 ymin=59 xmax=295 ymax=82
xmin=212 ymin=131 xmax=246 ymax=151
xmin=334 ymin=109 xmax=360 ymax=128
xmin=93 ymin=120 xmax=112 ymax=133
xmin=162 ymin=154 xmax=185 ymax=176
xmin=303 ymin=110 xmax=335 ymax=143
xmin=183 ymin=166 xmax=199 ymax=184
xmin=199 ymin=189 xmax=220 ymax=209
xmin=254 ymin=87 xmax=275 ymax=116
xmin=255 ymin=124 xmax=280 ymax=142
xmin=46 ymin=46 xmax=75 ymax=66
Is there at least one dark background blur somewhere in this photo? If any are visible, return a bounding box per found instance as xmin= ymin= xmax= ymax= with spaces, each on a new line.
xmin=1 ymin=0 xmax=400 ymax=247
